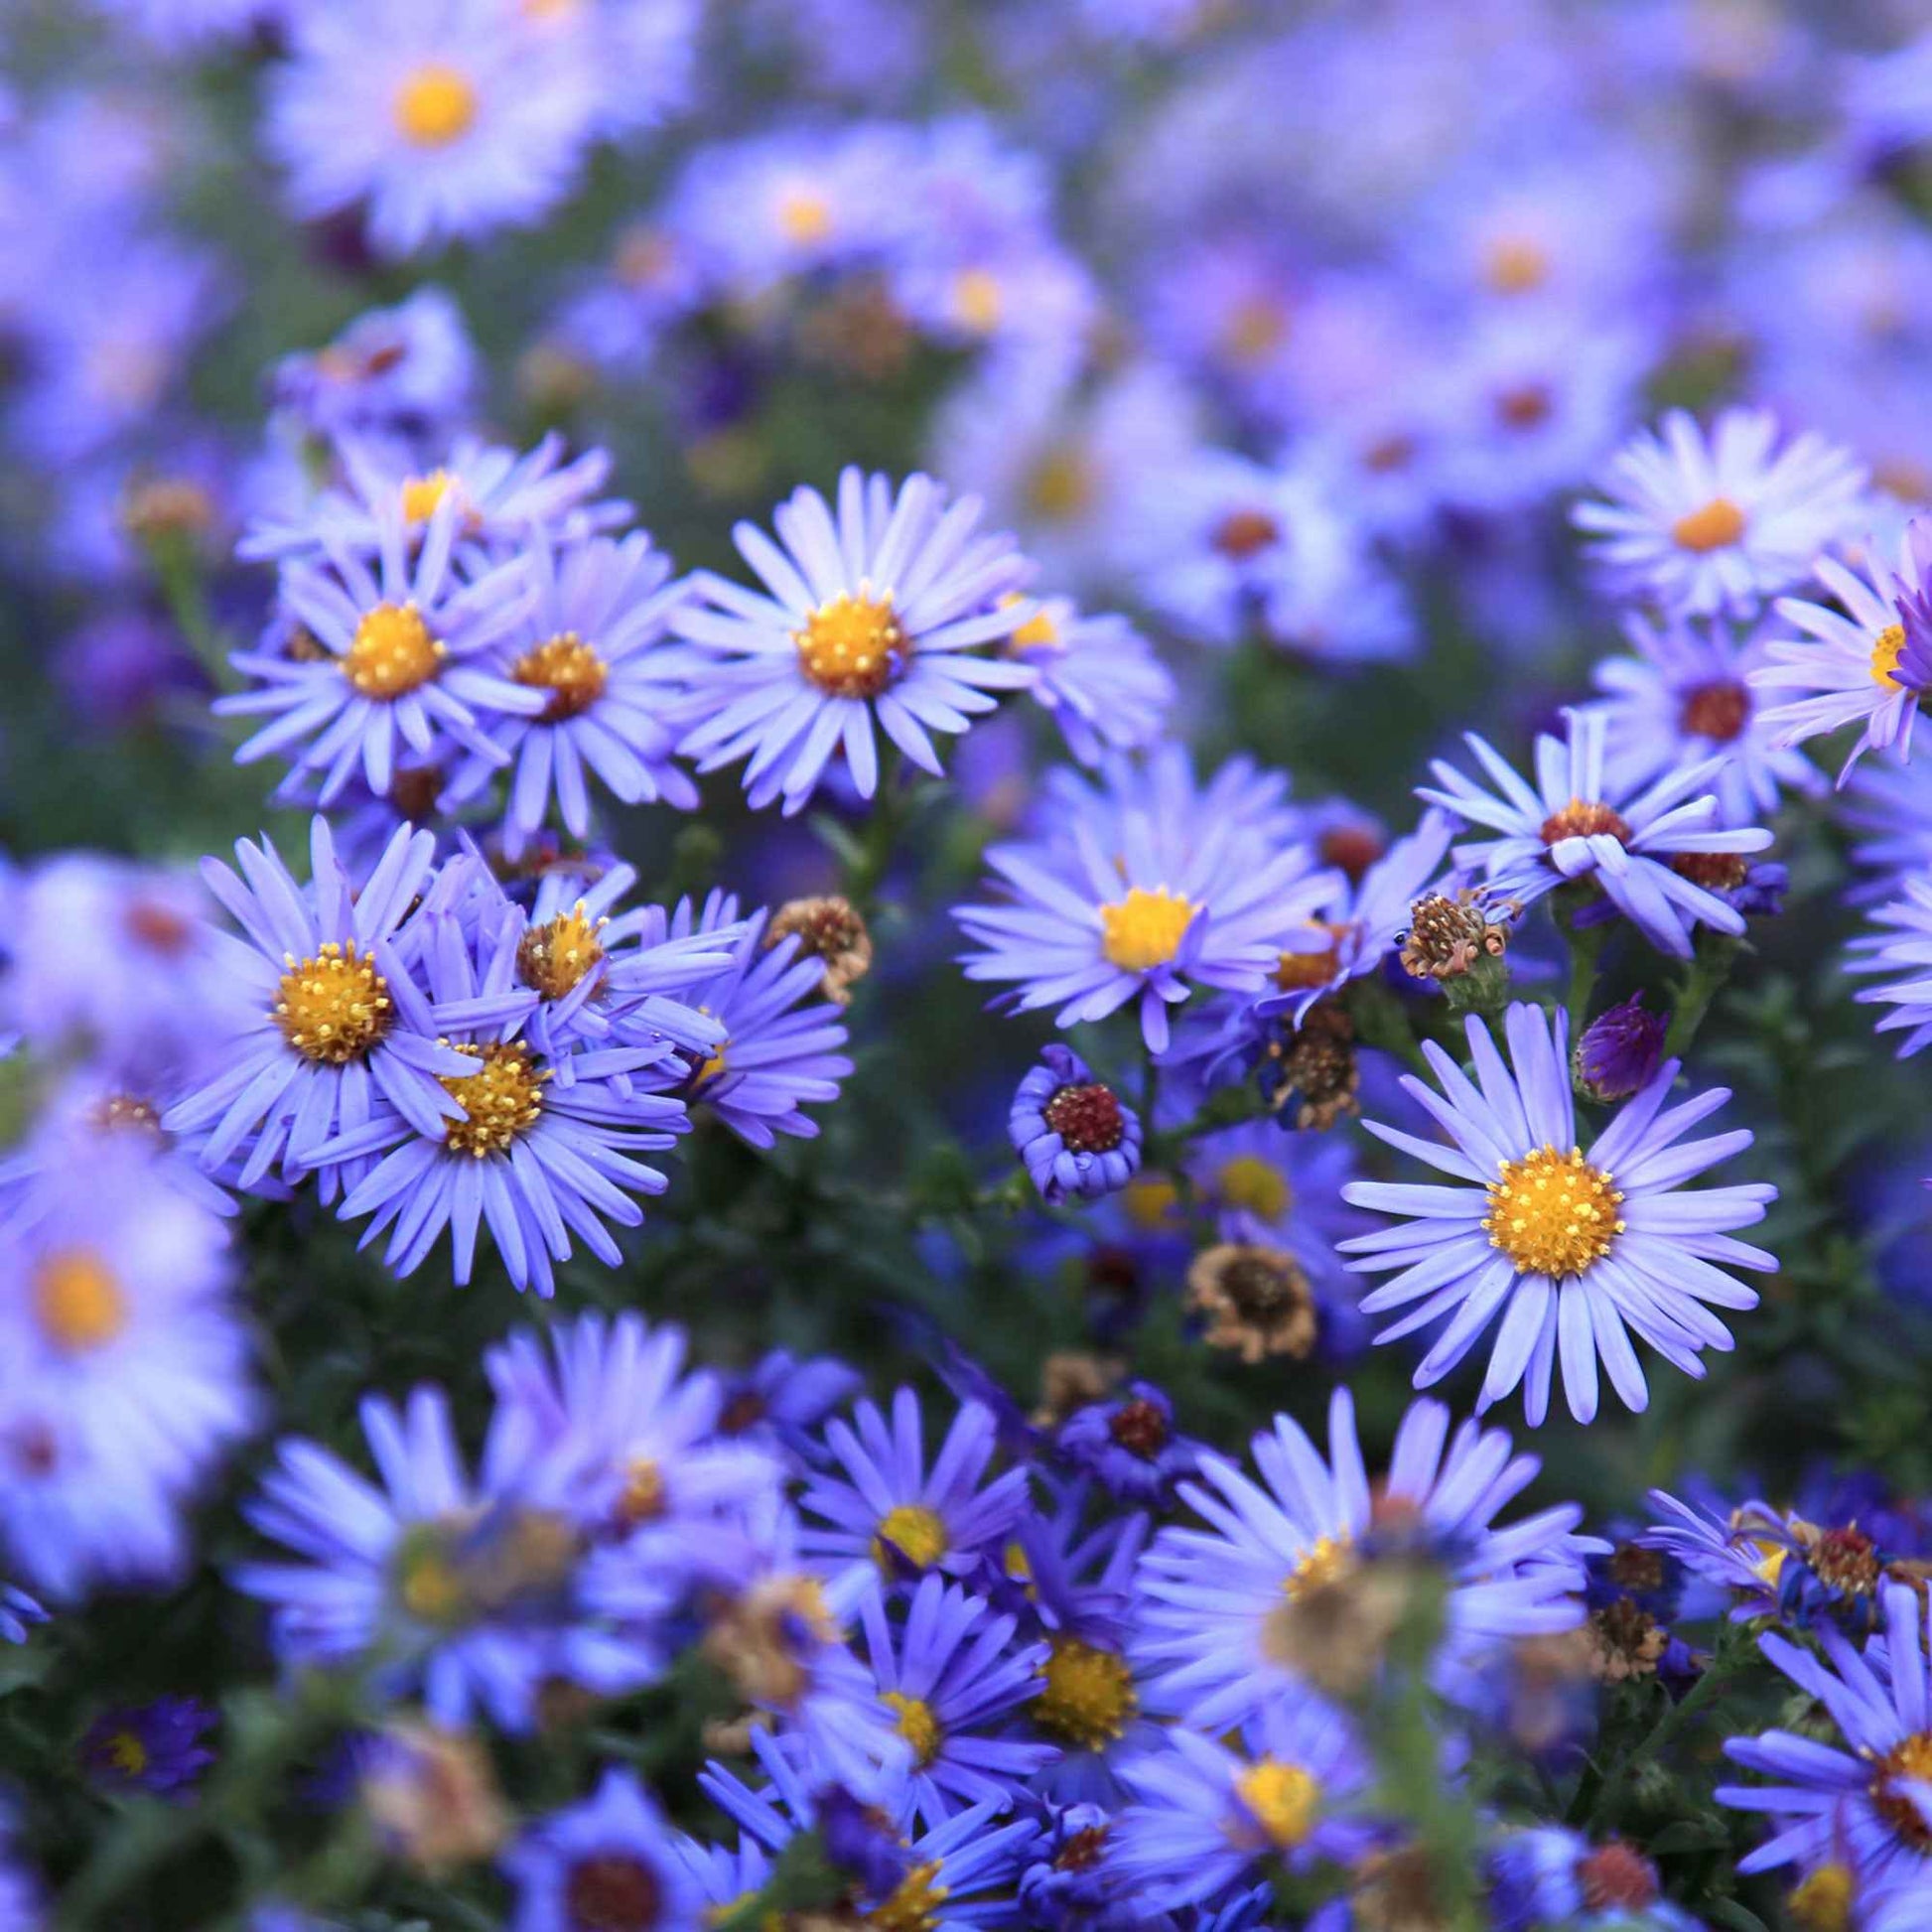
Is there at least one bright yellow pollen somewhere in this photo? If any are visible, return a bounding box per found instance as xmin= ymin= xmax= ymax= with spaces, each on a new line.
xmin=105 ymin=1730 xmax=150 ymax=1777
xmin=873 ymin=1503 xmax=948 ymax=1573
xmin=1285 ymin=1533 xmax=1355 ymax=1601
xmin=1100 ymin=887 xmax=1196 ymax=972
xmin=1870 ymin=622 xmax=1908 ymax=688
xmin=1873 ymin=1732 xmax=1932 ymax=1849
xmin=1000 ymin=590 xmax=1060 ymax=652
xmin=1485 ymin=236 xmax=1552 ymax=294
xmin=615 ymin=1456 xmax=666 ymax=1529
xmin=1789 ymin=1862 xmax=1855 ymax=1932
xmin=883 ymin=1691 xmax=943 ymax=1765
xmin=400 ymin=470 xmax=456 ymax=524
xmin=1216 ymin=1155 xmax=1291 ymax=1223
xmin=777 ymin=188 xmax=833 ymax=244
xmin=394 ymin=64 xmax=478 ymax=148
xmin=33 ymin=1250 xmax=129 ymax=1353
xmin=1483 ymin=1145 xmax=1623 ymax=1278
xmin=1033 ymin=1638 xmax=1138 ymax=1749
xmin=952 ymin=268 xmax=1004 ymax=334
xmin=868 ymin=1860 xmax=949 ymax=1932
xmin=1671 ymin=496 xmax=1747 ymax=553
xmin=439 ymin=1040 xmax=547 ymax=1158
xmin=512 ymin=631 xmax=609 ymax=721
xmin=344 ymin=602 xmax=444 ymax=700
xmin=274 ymin=941 xmax=393 ymax=1064
xmin=1236 ymin=1758 xmax=1321 ymax=1850
xmin=695 ymin=1038 xmax=730 ymax=1086
xmin=516 ymin=904 xmax=607 ymax=1001
xmin=795 ymin=590 xmax=905 ymax=699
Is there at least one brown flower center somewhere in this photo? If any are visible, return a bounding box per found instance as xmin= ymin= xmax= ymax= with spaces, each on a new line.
xmin=563 ymin=1854 xmax=663 ymax=1931
xmin=1042 ymin=1082 xmax=1125 ymax=1154
xmin=1679 ymin=678 xmax=1750 ymax=743
xmin=511 ymin=632 xmax=608 ymax=722
xmin=1578 ymin=1842 xmax=1659 ymax=1913
xmin=1108 ymin=1397 xmax=1169 ymax=1458
xmin=1212 ymin=508 xmax=1282 ymax=561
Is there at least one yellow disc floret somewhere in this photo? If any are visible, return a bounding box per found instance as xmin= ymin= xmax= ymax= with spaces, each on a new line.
xmin=440 ymin=1040 xmax=547 ymax=1158
xmin=1671 ymin=496 xmax=1747 ymax=553
xmin=1033 ymin=1638 xmax=1138 ymax=1749
xmin=1099 ymin=887 xmax=1195 ymax=972
xmin=795 ymin=590 xmax=905 ymax=699
xmin=1236 ymin=1758 xmax=1321 ymax=1849
xmin=1873 ymin=1733 xmax=1932 ymax=1849
xmin=400 ymin=470 xmax=457 ymax=524
xmin=868 ymin=1860 xmax=949 ymax=1932
xmin=1870 ymin=622 xmax=1908 ymax=688
xmin=883 ymin=1691 xmax=942 ymax=1765
xmin=873 ymin=1503 xmax=948 ymax=1573
xmin=274 ymin=940 xmax=394 ymax=1064
xmin=512 ymin=631 xmax=609 ymax=722
xmin=33 ymin=1250 xmax=129 ymax=1353
xmin=516 ymin=904 xmax=607 ymax=1001
xmin=394 ymin=65 xmax=478 ymax=148
xmin=1285 ymin=1532 xmax=1355 ymax=1600
xmin=1484 ymin=1145 xmax=1623 ymax=1279
xmin=344 ymin=602 xmax=444 ymax=700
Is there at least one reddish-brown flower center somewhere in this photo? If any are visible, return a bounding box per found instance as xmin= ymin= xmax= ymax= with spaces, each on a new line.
xmin=1540 ymin=799 xmax=1632 ymax=847
xmin=1494 ymin=382 xmax=1554 ymax=429
xmin=1108 ymin=1397 xmax=1169 ymax=1458
xmin=563 ymin=1854 xmax=663 ymax=1930
xmin=1578 ymin=1842 xmax=1659 ymax=1913
xmin=1670 ymin=852 xmax=1750 ymax=892
xmin=1212 ymin=508 xmax=1282 ymax=561
xmin=1678 ymin=678 xmax=1751 ymax=743
xmin=1043 ymin=1082 xmax=1125 ymax=1154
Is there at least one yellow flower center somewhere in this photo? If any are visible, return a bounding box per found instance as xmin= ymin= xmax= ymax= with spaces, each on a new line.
xmin=1873 ymin=1732 xmax=1932 ymax=1849
xmin=400 ymin=470 xmax=456 ymax=524
xmin=1671 ymin=496 xmax=1747 ymax=553
xmin=777 ymin=188 xmax=833 ymax=244
xmin=394 ymin=65 xmax=478 ymax=148
xmin=795 ymin=591 xmax=905 ymax=699
xmin=439 ymin=1040 xmax=547 ymax=1158
xmin=872 ymin=1503 xmax=948 ymax=1573
xmin=1484 ymin=236 xmax=1551 ymax=294
xmin=1484 ymin=1145 xmax=1623 ymax=1278
xmin=1789 ymin=1862 xmax=1855 ymax=1932
xmin=1100 ymin=887 xmax=1195 ymax=972
xmin=1123 ymin=1174 xmax=1179 ymax=1231
xmin=516 ymin=905 xmax=607 ymax=1001
xmin=951 ymin=268 xmax=1004 ymax=334
xmin=868 ymin=1861 xmax=949 ymax=1932
xmin=999 ymin=590 xmax=1060 ymax=652
xmin=274 ymin=941 xmax=394 ymax=1064
xmin=883 ymin=1691 xmax=942 ymax=1765
xmin=397 ymin=1544 xmax=466 ymax=1625
xmin=1028 ymin=449 xmax=1095 ymax=522
xmin=1224 ymin=297 xmax=1288 ymax=363
xmin=614 ymin=1456 xmax=665 ymax=1530
xmin=1285 ymin=1533 xmax=1355 ymax=1600
xmin=1216 ymin=1155 xmax=1291 ymax=1222
xmin=1274 ymin=921 xmax=1347 ymax=992
xmin=1870 ymin=622 xmax=1908 ymax=688
xmin=1236 ymin=1758 xmax=1321 ymax=1850
xmin=1033 ymin=1637 xmax=1138 ymax=1749
xmin=33 ymin=1250 xmax=129 ymax=1352
xmin=512 ymin=631 xmax=609 ymax=722
xmin=344 ymin=602 xmax=444 ymax=700
xmin=104 ymin=1730 xmax=149 ymax=1777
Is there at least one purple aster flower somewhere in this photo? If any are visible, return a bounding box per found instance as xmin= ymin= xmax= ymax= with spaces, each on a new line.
xmin=1573 ymin=408 xmax=1869 ymax=619
xmin=858 ymin=1573 xmax=1053 ymax=1827
xmin=1135 ymin=1386 xmax=1594 ymax=1732
xmin=220 ymin=489 xmax=542 ymax=807
xmin=1573 ymin=992 xmax=1668 ymax=1102
xmin=1753 ymin=521 xmax=1932 ymax=781
xmin=307 ymin=903 xmax=690 ymax=1296
xmin=1110 ymin=1699 xmax=1376 ymax=1912
xmin=956 ymin=752 xmax=1338 ymax=1053
xmin=1016 ymin=1800 xmax=1131 ymax=1930
xmin=1719 ymin=1581 xmax=1932 ymax=1885
xmin=265 ymin=0 xmax=603 ymax=258
xmin=79 ymin=1697 xmax=216 ymax=1797
xmin=1341 ymin=1003 xmax=1776 ymax=1426
xmin=501 ymin=1767 xmax=700 ymax=1932
xmin=1055 ymin=1382 xmax=1199 ymax=1505
xmin=1488 ymin=1828 xmax=1700 ymax=1930
xmin=234 ymin=1385 xmax=660 ymax=1731
xmin=1009 ymin=1043 xmax=1143 ymax=1205
xmin=163 ymin=818 xmax=469 ymax=1199
xmin=799 ymin=1388 xmax=1034 ymax=1595
xmin=1848 ymin=876 xmax=1932 ymax=1056
xmin=712 ymin=1349 xmax=864 ymax=1468
xmin=270 ymin=287 xmax=479 ymax=446
xmin=1842 ymin=759 xmax=1932 ymax=902
xmin=1000 ymin=593 xmax=1174 ymax=766
xmin=1420 ymin=707 xmax=1773 ymax=959
xmin=1638 ymin=1488 xmax=1796 ymax=1623
xmin=671 ymin=467 xmax=1036 ymax=815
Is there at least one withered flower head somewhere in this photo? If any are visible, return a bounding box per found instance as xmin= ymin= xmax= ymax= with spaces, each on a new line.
xmin=1399 ymin=888 xmax=1516 ymax=981
xmin=765 ymin=895 xmax=874 ymax=1005
xmin=1185 ymin=1242 xmax=1317 ymax=1363
xmin=1264 ymin=1000 xmax=1359 ymax=1131
xmin=359 ymin=1720 xmax=509 ymax=1873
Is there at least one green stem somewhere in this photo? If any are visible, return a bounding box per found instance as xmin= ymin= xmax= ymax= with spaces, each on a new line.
xmin=838 ymin=745 xmax=906 ymax=913
xmin=1664 ymin=933 xmax=1743 ymax=1060
xmin=147 ymin=531 xmax=231 ymax=691
xmin=1586 ymin=1638 xmax=1748 ymax=1831
xmin=1564 ymin=916 xmax=1607 ymax=1044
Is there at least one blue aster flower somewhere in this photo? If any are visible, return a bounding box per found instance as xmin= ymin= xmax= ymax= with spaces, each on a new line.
xmin=712 ymin=1348 xmax=865 ymax=1470
xmin=270 ymin=287 xmax=478 ymax=447
xmin=78 ymin=1697 xmax=216 ymax=1797
xmin=1719 ymin=1580 xmax=1932 ymax=1885
xmin=1488 ymin=1827 xmax=1702 ymax=1930
xmin=859 ymin=1573 xmax=1054 ymax=1826
xmin=956 ymin=753 xmax=1338 ymax=1053
xmin=307 ymin=902 xmax=691 ymax=1296
xmin=1572 ymin=992 xmax=1669 ymax=1102
xmin=1637 ymin=1488 xmax=1794 ymax=1623
xmin=1340 ymin=1002 xmax=1776 ymax=1426
xmin=1135 ymin=1386 xmax=1594 ymax=1731
xmin=800 ymin=1389 xmax=1034 ymax=1595
xmin=1054 ymin=1382 xmax=1200 ymax=1507
xmin=1010 ymin=1043 xmax=1143 ymax=1206
xmin=501 ymin=1767 xmax=700 ymax=1932
xmin=1842 ymin=758 xmax=1932 ymax=904
xmin=1001 ymin=593 xmax=1174 ymax=766
xmin=439 ymin=531 xmax=700 ymax=859
xmin=1848 ymin=877 xmax=1932 ymax=1057
xmin=1420 ymin=708 xmax=1774 ymax=959
xmin=1110 ymin=1699 xmax=1376 ymax=1913
xmin=234 ymin=1385 xmax=661 ymax=1731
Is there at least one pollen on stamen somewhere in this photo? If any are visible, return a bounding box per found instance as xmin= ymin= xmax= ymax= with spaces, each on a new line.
xmin=394 ymin=64 xmax=478 ymax=149
xmin=1869 ymin=622 xmax=1909 ymax=688
xmin=794 ymin=588 xmax=905 ymax=699
xmin=274 ymin=940 xmax=394 ymax=1064
xmin=1671 ymin=495 xmax=1747 ymax=553
xmin=343 ymin=602 xmax=445 ymax=700
xmin=516 ymin=903 xmax=608 ymax=1001
xmin=1483 ymin=1144 xmax=1624 ymax=1279
xmin=1099 ymin=886 xmax=1195 ymax=972
xmin=439 ymin=1040 xmax=547 ymax=1158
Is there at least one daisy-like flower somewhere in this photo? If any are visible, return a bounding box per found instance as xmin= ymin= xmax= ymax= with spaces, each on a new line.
xmin=1055 ymin=1381 xmax=1200 ymax=1506
xmin=1848 ymin=877 xmax=1932 ymax=1057
xmin=220 ymin=490 xmax=541 ymax=807
xmin=1009 ymin=1043 xmax=1143 ymax=1206
xmin=163 ymin=818 xmax=467 ymax=1198
xmin=309 ymin=905 xmax=690 ymax=1295
xmin=1639 ymin=1488 xmax=1817 ymax=1624
xmin=1573 ymin=407 xmax=1868 ymax=619
xmin=999 ymin=593 xmax=1174 ymax=766
xmin=1592 ymin=612 xmax=1825 ymax=821
xmin=441 ymin=531 xmax=698 ymax=858
xmin=800 ymin=1389 xmax=1034 ymax=1594
xmin=1487 ymin=1828 xmax=1697 ymax=1930
xmin=1111 ymin=1701 xmax=1375 ymax=1913
xmin=955 ymin=754 xmax=1337 ymax=1053
xmin=1135 ymin=1386 xmax=1593 ymax=1731
xmin=78 ymin=1698 xmax=216 ymax=1798
xmin=1751 ymin=520 xmax=1932 ymax=781
xmin=657 ymin=892 xmax=852 ymax=1149
xmin=1718 ymin=1580 xmax=1932 ymax=1885
xmin=858 ymin=1574 xmax=1054 ymax=1827
xmin=501 ymin=1768 xmax=701 ymax=1932
xmin=1419 ymin=708 xmax=1774 ymax=959
xmin=1339 ymin=1003 xmax=1777 ymax=1426
xmin=265 ymin=0 xmax=602 ymax=258
xmin=234 ymin=1386 xmax=660 ymax=1731
xmin=671 ymin=468 xmax=1036 ymax=815
xmin=1842 ymin=759 xmax=1932 ymax=903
